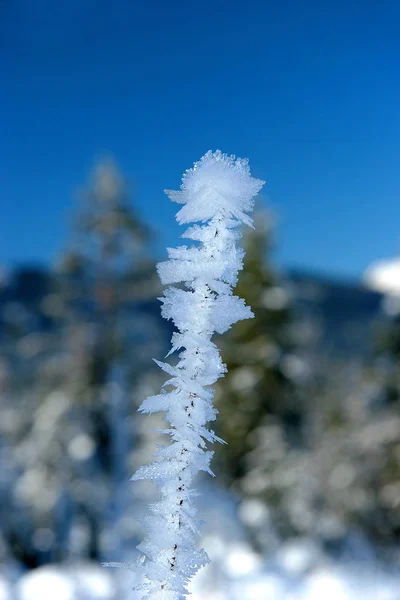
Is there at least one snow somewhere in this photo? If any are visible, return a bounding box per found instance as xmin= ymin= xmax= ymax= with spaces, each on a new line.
xmin=16 ymin=565 xmax=116 ymax=600
xmin=19 ymin=563 xmax=400 ymax=600
xmin=129 ymin=151 xmax=264 ymax=598
xmin=223 ymin=543 xmax=262 ymax=577
xmin=190 ymin=551 xmax=400 ymax=600
xmin=17 ymin=567 xmax=75 ymax=600
xmin=294 ymin=566 xmax=400 ymax=600
xmin=4 ymin=525 xmax=400 ymax=600
xmin=165 ymin=150 xmax=264 ymax=227
xmin=364 ymin=257 xmax=400 ymax=296
xmin=276 ymin=538 xmax=320 ymax=576
xmin=364 ymin=256 xmax=400 ymax=314
xmin=0 ymin=577 xmax=11 ymax=600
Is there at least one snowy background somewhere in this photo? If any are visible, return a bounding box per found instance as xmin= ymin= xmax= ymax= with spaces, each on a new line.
xmin=2 ymin=1 xmax=400 ymax=597
xmin=1 ymin=159 xmax=399 ymax=598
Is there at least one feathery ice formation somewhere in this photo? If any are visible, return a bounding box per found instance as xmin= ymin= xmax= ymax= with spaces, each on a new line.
xmin=131 ymin=151 xmax=264 ymax=599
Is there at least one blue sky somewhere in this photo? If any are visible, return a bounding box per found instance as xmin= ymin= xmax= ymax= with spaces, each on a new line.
xmin=2 ymin=0 xmax=400 ymax=278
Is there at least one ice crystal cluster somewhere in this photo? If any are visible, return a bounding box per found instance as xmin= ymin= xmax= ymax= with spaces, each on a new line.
xmin=131 ymin=151 xmax=264 ymax=599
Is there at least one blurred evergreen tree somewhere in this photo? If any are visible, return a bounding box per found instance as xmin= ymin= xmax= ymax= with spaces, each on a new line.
xmin=55 ymin=156 xmax=160 ymax=379
xmin=236 ymin=339 xmax=400 ymax=550
xmin=5 ymin=158 xmax=166 ymax=567
xmin=213 ymin=214 xmax=400 ymax=550
xmin=214 ymin=212 xmax=304 ymax=487
xmin=364 ymin=307 xmax=400 ymax=541
xmin=376 ymin=309 xmax=400 ymax=406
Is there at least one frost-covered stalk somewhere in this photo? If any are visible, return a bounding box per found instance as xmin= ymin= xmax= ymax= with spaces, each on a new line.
xmin=131 ymin=151 xmax=264 ymax=599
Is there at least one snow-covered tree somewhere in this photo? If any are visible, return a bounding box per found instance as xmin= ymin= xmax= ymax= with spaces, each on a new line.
xmin=128 ymin=151 xmax=264 ymax=599
xmin=4 ymin=158 xmax=166 ymax=568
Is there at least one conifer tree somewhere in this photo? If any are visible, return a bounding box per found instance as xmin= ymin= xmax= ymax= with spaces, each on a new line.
xmin=363 ymin=307 xmax=400 ymax=541
xmin=56 ymin=156 xmax=160 ymax=382
xmin=52 ymin=158 xmax=163 ymax=559
xmin=8 ymin=158 xmax=163 ymax=566
xmin=214 ymin=213 xmax=301 ymax=486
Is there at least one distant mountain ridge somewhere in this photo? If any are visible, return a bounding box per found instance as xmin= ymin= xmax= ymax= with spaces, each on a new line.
xmin=286 ymin=269 xmax=385 ymax=358
xmin=0 ymin=265 xmax=387 ymax=359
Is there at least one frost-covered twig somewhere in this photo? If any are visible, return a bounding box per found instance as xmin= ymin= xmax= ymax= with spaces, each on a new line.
xmin=131 ymin=151 xmax=264 ymax=599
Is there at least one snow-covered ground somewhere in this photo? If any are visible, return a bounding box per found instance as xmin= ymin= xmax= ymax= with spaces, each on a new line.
xmin=4 ymin=543 xmax=399 ymax=600
xmin=190 ymin=538 xmax=400 ymax=600
xmin=3 ymin=483 xmax=399 ymax=599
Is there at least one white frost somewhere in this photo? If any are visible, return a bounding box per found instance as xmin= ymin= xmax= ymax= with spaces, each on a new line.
xmin=364 ymin=257 xmax=400 ymax=297
xmin=128 ymin=151 xmax=264 ymax=599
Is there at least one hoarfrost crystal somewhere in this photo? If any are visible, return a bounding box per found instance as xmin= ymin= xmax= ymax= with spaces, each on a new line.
xmin=130 ymin=151 xmax=264 ymax=599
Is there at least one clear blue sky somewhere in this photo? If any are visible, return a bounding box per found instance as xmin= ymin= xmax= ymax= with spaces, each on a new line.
xmin=2 ymin=0 xmax=400 ymax=278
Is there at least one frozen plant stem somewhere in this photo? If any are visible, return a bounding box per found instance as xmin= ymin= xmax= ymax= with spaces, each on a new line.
xmin=131 ymin=151 xmax=264 ymax=599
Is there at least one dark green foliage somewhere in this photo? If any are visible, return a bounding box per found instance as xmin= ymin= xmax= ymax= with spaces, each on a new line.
xmin=214 ymin=213 xmax=301 ymax=485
